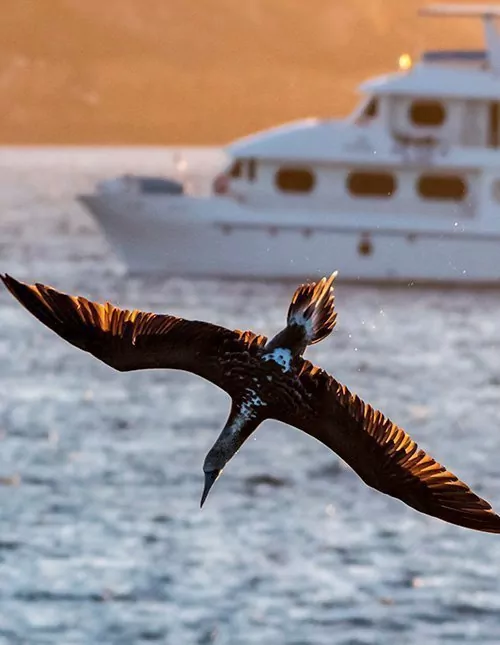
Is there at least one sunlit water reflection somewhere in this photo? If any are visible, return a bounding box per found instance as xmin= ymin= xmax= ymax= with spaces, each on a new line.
xmin=0 ymin=148 xmax=500 ymax=644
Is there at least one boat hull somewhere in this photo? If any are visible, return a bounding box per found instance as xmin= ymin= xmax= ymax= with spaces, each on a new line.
xmin=79 ymin=193 xmax=500 ymax=284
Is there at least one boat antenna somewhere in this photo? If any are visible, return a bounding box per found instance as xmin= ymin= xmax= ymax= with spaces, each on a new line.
xmin=419 ymin=4 xmax=500 ymax=73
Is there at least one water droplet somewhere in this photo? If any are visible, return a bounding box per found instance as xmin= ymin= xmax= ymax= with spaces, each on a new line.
xmin=325 ymin=504 xmax=336 ymax=517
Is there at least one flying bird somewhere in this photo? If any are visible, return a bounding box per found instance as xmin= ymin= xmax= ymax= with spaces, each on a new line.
xmin=2 ymin=272 xmax=500 ymax=533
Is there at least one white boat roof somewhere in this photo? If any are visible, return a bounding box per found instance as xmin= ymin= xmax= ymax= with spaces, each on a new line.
xmin=228 ymin=4 xmax=500 ymax=160
xmin=361 ymin=63 xmax=500 ymax=100
xmin=420 ymin=4 xmax=500 ymax=18
xmin=227 ymin=119 xmax=349 ymax=161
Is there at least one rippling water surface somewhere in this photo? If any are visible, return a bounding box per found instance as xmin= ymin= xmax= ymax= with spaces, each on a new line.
xmin=1 ymin=147 xmax=500 ymax=644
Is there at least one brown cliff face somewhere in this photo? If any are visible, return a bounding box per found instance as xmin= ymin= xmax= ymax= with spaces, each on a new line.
xmin=1 ymin=0 xmax=481 ymax=144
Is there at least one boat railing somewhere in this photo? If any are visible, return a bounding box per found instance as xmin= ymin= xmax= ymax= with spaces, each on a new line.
xmin=392 ymin=130 xmax=443 ymax=148
xmin=420 ymin=5 xmax=500 ymax=73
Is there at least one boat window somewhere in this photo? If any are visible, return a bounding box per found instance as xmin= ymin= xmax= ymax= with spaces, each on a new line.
xmin=409 ymin=100 xmax=446 ymax=127
xmin=417 ymin=174 xmax=467 ymax=201
xmin=275 ymin=168 xmax=315 ymax=193
xmin=489 ymin=103 xmax=500 ymax=148
xmin=364 ymin=97 xmax=378 ymax=119
xmin=139 ymin=177 xmax=183 ymax=195
xmin=356 ymin=97 xmax=379 ymax=125
xmin=229 ymin=160 xmax=243 ymax=179
xmin=248 ymin=158 xmax=257 ymax=182
xmin=347 ymin=171 xmax=396 ymax=198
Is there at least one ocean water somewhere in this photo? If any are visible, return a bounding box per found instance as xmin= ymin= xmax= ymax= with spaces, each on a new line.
xmin=1 ymin=147 xmax=500 ymax=644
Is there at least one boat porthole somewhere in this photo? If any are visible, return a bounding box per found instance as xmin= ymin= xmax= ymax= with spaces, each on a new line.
xmin=302 ymin=227 xmax=313 ymax=238
xmin=358 ymin=235 xmax=373 ymax=256
xmin=221 ymin=224 xmax=232 ymax=235
xmin=268 ymin=226 xmax=278 ymax=236
xmin=407 ymin=232 xmax=417 ymax=243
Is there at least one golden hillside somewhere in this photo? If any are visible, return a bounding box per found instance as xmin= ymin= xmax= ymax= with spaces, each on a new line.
xmin=1 ymin=0 xmax=483 ymax=144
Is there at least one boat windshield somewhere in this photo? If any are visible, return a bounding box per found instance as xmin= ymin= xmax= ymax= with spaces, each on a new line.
xmin=354 ymin=96 xmax=379 ymax=125
xmin=228 ymin=159 xmax=243 ymax=178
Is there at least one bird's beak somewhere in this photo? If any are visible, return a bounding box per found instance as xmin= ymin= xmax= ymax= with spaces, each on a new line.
xmin=200 ymin=469 xmax=222 ymax=508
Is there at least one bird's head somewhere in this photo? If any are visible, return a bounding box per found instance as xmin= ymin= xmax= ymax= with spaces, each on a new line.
xmin=200 ymin=466 xmax=223 ymax=508
xmin=200 ymin=401 xmax=264 ymax=507
xmin=200 ymin=440 xmax=229 ymax=508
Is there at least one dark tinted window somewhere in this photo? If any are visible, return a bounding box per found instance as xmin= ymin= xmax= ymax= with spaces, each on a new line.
xmin=139 ymin=177 xmax=183 ymax=194
xmin=248 ymin=158 xmax=257 ymax=182
xmin=275 ymin=168 xmax=315 ymax=193
xmin=364 ymin=98 xmax=378 ymax=119
xmin=418 ymin=175 xmax=467 ymax=201
xmin=229 ymin=160 xmax=243 ymax=178
xmin=347 ymin=171 xmax=396 ymax=198
xmin=409 ymin=100 xmax=446 ymax=127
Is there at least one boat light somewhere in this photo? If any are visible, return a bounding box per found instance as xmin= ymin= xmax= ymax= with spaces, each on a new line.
xmin=398 ymin=53 xmax=412 ymax=71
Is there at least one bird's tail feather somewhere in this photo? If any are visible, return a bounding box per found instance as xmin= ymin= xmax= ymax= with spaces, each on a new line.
xmin=286 ymin=272 xmax=338 ymax=345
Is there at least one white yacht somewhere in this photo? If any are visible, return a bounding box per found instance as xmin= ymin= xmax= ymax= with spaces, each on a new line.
xmin=79 ymin=5 xmax=500 ymax=284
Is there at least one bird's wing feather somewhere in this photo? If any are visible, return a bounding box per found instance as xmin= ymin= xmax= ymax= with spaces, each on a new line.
xmin=1 ymin=275 xmax=267 ymax=390
xmin=273 ymin=360 xmax=500 ymax=533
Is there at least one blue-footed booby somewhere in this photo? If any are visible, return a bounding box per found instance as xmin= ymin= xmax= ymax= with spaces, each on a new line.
xmin=2 ymin=271 xmax=500 ymax=534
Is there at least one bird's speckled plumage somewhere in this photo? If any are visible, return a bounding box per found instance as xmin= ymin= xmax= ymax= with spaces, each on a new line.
xmin=2 ymin=271 xmax=500 ymax=534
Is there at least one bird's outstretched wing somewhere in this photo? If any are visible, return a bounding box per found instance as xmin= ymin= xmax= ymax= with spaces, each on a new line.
xmin=274 ymin=360 xmax=500 ymax=533
xmin=1 ymin=275 xmax=267 ymax=391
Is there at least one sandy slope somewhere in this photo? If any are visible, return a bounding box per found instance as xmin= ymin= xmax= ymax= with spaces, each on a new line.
xmin=1 ymin=0 xmax=481 ymax=144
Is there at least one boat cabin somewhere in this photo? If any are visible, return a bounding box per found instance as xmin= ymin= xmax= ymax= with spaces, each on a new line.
xmin=213 ymin=5 xmax=500 ymax=224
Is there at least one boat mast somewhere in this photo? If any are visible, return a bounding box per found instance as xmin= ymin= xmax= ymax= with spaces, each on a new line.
xmin=419 ymin=4 xmax=500 ymax=73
